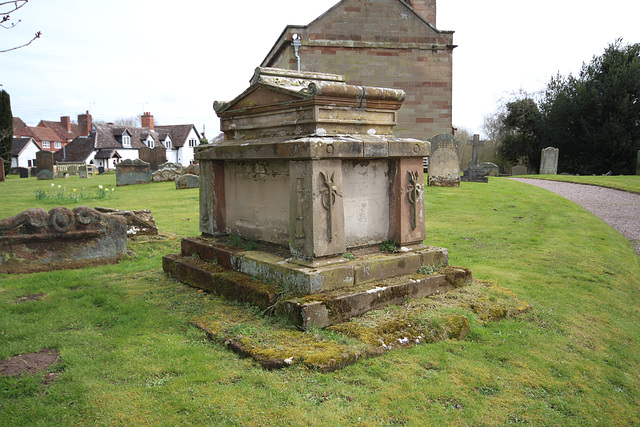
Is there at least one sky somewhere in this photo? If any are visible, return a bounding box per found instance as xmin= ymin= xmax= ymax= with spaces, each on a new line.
xmin=2 ymin=0 xmax=639 ymax=139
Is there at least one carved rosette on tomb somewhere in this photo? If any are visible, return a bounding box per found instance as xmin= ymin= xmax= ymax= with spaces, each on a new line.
xmin=0 ymin=206 xmax=127 ymax=274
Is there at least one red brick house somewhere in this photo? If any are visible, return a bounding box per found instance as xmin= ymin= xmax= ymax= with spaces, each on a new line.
xmin=260 ymin=0 xmax=454 ymax=139
xmin=13 ymin=111 xmax=92 ymax=153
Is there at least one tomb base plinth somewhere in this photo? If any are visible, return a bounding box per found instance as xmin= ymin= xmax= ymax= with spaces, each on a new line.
xmin=162 ymin=234 xmax=462 ymax=327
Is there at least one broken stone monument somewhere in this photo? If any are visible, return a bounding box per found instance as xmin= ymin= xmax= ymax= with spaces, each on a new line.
xmin=427 ymin=133 xmax=461 ymax=187
xmin=0 ymin=206 xmax=127 ymax=274
xmin=461 ymin=134 xmax=488 ymax=183
xmin=540 ymin=146 xmax=559 ymax=174
xmin=163 ymin=67 xmax=470 ymax=329
xmin=116 ymin=159 xmax=151 ymax=186
xmin=94 ymin=207 xmax=158 ymax=236
xmin=152 ymin=162 xmax=183 ymax=182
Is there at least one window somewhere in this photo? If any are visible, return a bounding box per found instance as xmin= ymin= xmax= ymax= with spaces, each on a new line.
xmin=54 ymin=141 xmax=62 ymax=149
xmin=148 ymin=138 xmax=154 ymax=149
xmin=188 ymin=138 xmax=197 ymax=147
xmin=165 ymin=139 xmax=172 ymax=149
xmin=42 ymin=141 xmax=50 ymax=148
xmin=122 ymin=135 xmax=131 ymax=147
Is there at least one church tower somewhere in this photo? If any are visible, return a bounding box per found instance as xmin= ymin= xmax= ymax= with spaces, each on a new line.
xmin=405 ymin=0 xmax=437 ymax=26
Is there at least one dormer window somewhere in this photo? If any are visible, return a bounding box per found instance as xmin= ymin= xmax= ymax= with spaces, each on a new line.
xmin=164 ymin=137 xmax=172 ymax=149
xmin=147 ymin=138 xmax=154 ymax=149
xmin=122 ymin=135 xmax=131 ymax=147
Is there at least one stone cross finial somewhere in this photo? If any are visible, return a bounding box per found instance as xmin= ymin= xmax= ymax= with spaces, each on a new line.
xmin=467 ymin=134 xmax=484 ymax=167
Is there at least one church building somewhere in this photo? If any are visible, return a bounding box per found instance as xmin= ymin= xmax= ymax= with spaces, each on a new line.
xmin=261 ymin=0 xmax=455 ymax=140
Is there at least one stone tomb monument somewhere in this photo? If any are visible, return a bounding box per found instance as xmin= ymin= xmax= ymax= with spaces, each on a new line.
xmin=427 ymin=133 xmax=461 ymax=187
xmin=163 ymin=68 xmax=469 ymax=329
xmin=461 ymin=134 xmax=488 ymax=183
xmin=540 ymin=147 xmax=559 ymax=174
xmin=0 ymin=206 xmax=127 ymax=274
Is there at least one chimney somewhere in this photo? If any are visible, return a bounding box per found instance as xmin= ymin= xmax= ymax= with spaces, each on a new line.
xmin=406 ymin=0 xmax=436 ymax=27
xmin=78 ymin=110 xmax=92 ymax=136
xmin=60 ymin=116 xmax=71 ymax=132
xmin=141 ymin=112 xmax=154 ymax=130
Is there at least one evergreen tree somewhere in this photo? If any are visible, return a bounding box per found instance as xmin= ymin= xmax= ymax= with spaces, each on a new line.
xmin=541 ymin=40 xmax=640 ymax=174
xmin=0 ymin=89 xmax=12 ymax=176
xmin=497 ymin=97 xmax=543 ymax=172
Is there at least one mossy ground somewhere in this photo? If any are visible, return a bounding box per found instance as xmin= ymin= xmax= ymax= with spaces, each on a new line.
xmin=191 ymin=279 xmax=530 ymax=372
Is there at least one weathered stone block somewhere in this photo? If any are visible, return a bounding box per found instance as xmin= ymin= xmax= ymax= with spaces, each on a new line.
xmin=36 ymin=169 xmax=54 ymax=180
xmin=176 ymin=173 xmax=199 ymax=189
xmin=428 ymin=133 xmax=460 ymax=187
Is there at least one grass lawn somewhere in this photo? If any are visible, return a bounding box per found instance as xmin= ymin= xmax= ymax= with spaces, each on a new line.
xmin=512 ymin=174 xmax=640 ymax=194
xmin=1 ymin=174 xmax=639 ymax=425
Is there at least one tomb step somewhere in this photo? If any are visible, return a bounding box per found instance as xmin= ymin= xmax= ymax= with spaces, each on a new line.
xmin=278 ymin=266 xmax=472 ymax=329
xmin=162 ymin=253 xmax=279 ymax=310
xmin=178 ymin=235 xmax=450 ymax=295
xmin=163 ymin=251 xmax=472 ymax=330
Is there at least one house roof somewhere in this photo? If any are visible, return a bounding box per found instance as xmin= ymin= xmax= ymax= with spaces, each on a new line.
xmin=155 ymin=124 xmax=200 ymax=148
xmin=12 ymin=117 xmax=31 ymax=137
xmin=53 ymin=135 xmax=95 ymax=163
xmin=12 ymin=137 xmax=40 ymax=157
xmin=27 ymin=126 xmax=65 ymax=144
xmin=38 ymin=120 xmax=82 ymax=141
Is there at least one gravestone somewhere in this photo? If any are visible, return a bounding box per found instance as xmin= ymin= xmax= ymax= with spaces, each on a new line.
xmin=0 ymin=206 xmax=127 ymax=274
xmin=175 ymin=174 xmax=199 ymax=190
xmin=478 ymin=162 xmax=499 ymax=177
xmin=163 ymin=67 xmax=469 ymax=330
xmin=540 ymin=147 xmax=559 ymax=174
xmin=512 ymin=165 xmax=528 ymax=175
xmin=36 ymin=151 xmax=54 ymax=175
xmin=461 ymin=134 xmax=488 ymax=183
xmin=17 ymin=167 xmax=29 ymax=178
xmin=427 ymin=133 xmax=460 ymax=187
xmin=115 ymin=159 xmax=151 ymax=186
xmin=0 ymin=161 xmax=4 ymax=182
xmin=636 ymin=150 xmax=639 ymax=175
xmin=36 ymin=169 xmax=54 ymax=180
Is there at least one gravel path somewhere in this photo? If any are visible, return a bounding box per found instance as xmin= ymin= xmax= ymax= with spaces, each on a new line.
xmin=509 ymin=178 xmax=640 ymax=256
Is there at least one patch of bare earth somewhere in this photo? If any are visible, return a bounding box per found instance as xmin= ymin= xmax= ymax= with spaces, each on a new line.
xmin=0 ymin=349 xmax=60 ymax=383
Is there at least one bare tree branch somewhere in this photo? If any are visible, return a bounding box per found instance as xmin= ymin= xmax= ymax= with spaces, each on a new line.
xmin=0 ymin=1 xmax=40 ymax=53
xmin=0 ymin=30 xmax=40 ymax=53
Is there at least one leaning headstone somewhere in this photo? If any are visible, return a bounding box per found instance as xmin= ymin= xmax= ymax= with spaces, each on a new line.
xmin=36 ymin=151 xmax=54 ymax=175
xmin=478 ymin=162 xmax=499 ymax=177
xmin=636 ymin=150 xmax=639 ymax=175
xmin=427 ymin=133 xmax=460 ymax=187
xmin=539 ymin=147 xmax=559 ymax=174
xmin=461 ymin=134 xmax=488 ymax=183
xmin=94 ymin=207 xmax=159 ymax=236
xmin=175 ymin=173 xmax=199 ymax=190
xmin=0 ymin=206 xmax=127 ymax=274
xmin=512 ymin=165 xmax=528 ymax=176
xmin=36 ymin=169 xmax=54 ymax=180
xmin=115 ymin=159 xmax=151 ymax=186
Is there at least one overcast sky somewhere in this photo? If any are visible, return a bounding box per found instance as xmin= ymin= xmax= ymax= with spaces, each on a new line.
xmin=2 ymin=0 xmax=639 ymax=139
